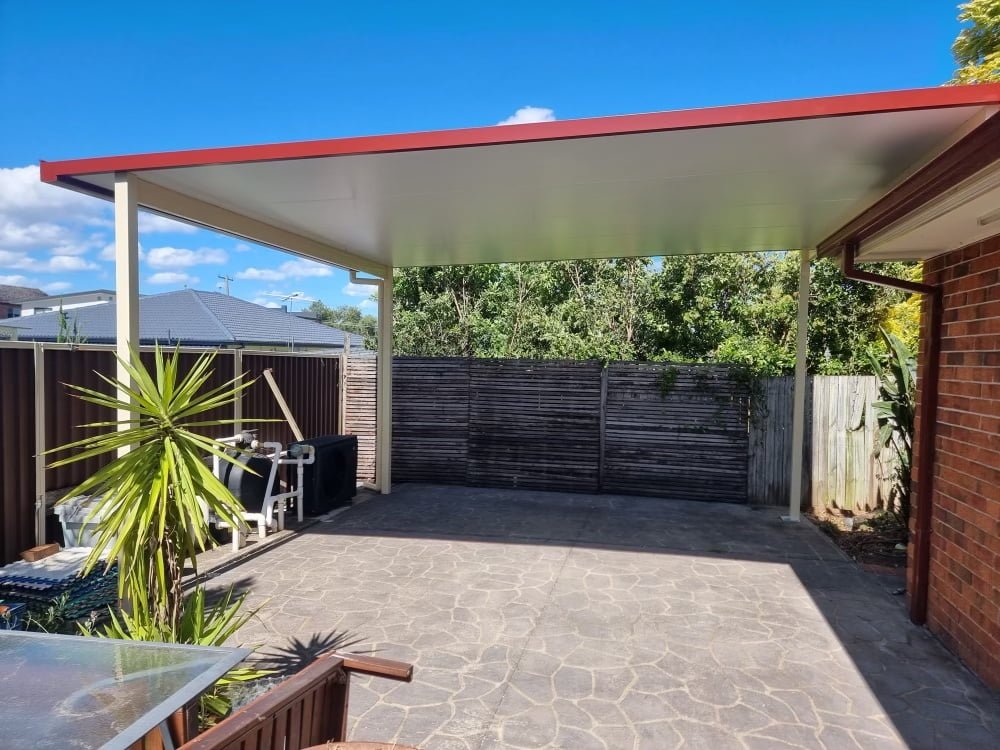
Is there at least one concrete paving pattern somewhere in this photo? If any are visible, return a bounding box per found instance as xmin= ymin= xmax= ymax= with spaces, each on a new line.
xmin=212 ymin=485 xmax=1000 ymax=749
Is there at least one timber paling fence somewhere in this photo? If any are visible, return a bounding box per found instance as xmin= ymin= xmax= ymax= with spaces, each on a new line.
xmin=346 ymin=357 xmax=895 ymax=510
xmin=0 ymin=342 xmax=341 ymax=563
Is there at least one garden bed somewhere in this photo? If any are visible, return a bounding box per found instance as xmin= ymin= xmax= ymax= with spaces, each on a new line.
xmin=808 ymin=509 xmax=908 ymax=570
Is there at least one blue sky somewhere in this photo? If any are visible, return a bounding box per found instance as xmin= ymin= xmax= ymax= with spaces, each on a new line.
xmin=0 ymin=1 xmax=966 ymax=313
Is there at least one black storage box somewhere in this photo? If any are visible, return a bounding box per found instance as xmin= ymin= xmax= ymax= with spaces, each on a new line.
xmin=292 ymin=435 xmax=358 ymax=515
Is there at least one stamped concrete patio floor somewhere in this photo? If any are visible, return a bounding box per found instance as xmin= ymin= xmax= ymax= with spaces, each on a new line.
xmin=214 ymin=484 xmax=1000 ymax=750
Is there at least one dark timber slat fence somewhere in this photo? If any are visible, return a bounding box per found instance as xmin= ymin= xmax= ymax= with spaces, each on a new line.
xmin=603 ymin=363 xmax=749 ymax=502
xmin=747 ymin=377 xmax=813 ymax=507
xmin=468 ymin=359 xmax=603 ymax=492
xmin=351 ymin=357 xmax=894 ymax=511
xmin=392 ymin=357 xmax=468 ymax=484
xmin=383 ymin=357 xmax=750 ymax=499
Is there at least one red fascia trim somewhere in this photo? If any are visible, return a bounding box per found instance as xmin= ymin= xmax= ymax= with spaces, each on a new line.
xmin=39 ymin=84 xmax=1000 ymax=183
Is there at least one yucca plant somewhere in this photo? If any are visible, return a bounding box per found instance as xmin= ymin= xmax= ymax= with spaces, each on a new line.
xmin=866 ymin=329 xmax=916 ymax=528
xmin=48 ymin=345 xmax=255 ymax=629
xmin=84 ymin=587 xmax=265 ymax=719
xmin=47 ymin=345 xmax=271 ymax=719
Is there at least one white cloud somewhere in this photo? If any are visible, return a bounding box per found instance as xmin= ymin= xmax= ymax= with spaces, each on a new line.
xmin=358 ymin=298 xmax=377 ymax=310
xmin=234 ymin=242 xmax=252 ymax=253
xmin=497 ymin=106 xmax=556 ymax=125
xmin=0 ymin=274 xmax=34 ymax=286
xmin=138 ymin=212 xmax=197 ymax=234
xmin=98 ymin=242 xmax=147 ymax=261
xmin=342 ymin=281 xmax=376 ymax=298
xmin=146 ymin=246 xmax=228 ymax=269
xmin=0 ymin=166 xmax=110 ymax=280
xmin=235 ymin=259 xmax=332 ymax=282
xmin=0 ymin=166 xmax=107 ymax=235
xmin=252 ymin=297 xmax=283 ymax=308
xmin=148 ymin=271 xmax=198 ymax=285
xmin=42 ymin=281 xmax=72 ymax=293
xmin=0 ymin=167 xmax=200 ymax=287
xmin=0 ymin=249 xmax=97 ymax=273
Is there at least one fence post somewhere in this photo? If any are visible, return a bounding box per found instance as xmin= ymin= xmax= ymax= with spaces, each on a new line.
xmin=598 ymin=364 xmax=608 ymax=492
xmin=33 ymin=343 xmax=46 ymax=546
xmin=233 ymin=349 xmax=243 ymax=433
xmin=338 ymin=347 xmax=348 ymax=435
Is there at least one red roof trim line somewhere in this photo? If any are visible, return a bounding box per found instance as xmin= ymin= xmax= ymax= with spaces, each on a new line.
xmin=39 ymin=84 xmax=1000 ymax=183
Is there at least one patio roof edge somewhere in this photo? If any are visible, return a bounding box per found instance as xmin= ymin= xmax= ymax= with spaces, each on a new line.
xmin=39 ymin=84 xmax=1000 ymax=182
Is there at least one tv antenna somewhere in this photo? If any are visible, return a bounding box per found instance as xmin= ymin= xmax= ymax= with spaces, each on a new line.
xmin=217 ymin=274 xmax=234 ymax=295
xmin=264 ymin=291 xmax=316 ymax=312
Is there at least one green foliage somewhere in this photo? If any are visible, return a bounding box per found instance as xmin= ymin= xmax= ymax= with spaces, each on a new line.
xmin=47 ymin=346 xmax=271 ymax=723
xmin=952 ymin=0 xmax=1000 ymax=83
xmin=85 ymin=587 xmax=269 ymax=720
xmin=392 ymin=253 xmax=917 ymax=376
xmin=307 ymin=300 xmax=377 ymax=344
xmin=658 ymin=365 xmax=679 ymax=397
xmin=56 ymin=306 xmax=87 ymax=345
xmin=865 ymin=329 xmax=916 ymax=528
xmin=48 ymin=346 xmax=252 ymax=634
xmin=20 ymin=593 xmax=74 ymax=633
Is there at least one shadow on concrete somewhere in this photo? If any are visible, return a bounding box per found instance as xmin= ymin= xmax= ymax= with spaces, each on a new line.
xmin=298 ymin=483 xmax=1000 ymax=750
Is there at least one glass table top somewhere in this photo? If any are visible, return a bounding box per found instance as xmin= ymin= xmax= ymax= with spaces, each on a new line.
xmin=0 ymin=630 xmax=249 ymax=750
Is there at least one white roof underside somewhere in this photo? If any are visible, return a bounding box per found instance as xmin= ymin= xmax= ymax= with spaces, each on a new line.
xmin=59 ymin=105 xmax=999 ymax=269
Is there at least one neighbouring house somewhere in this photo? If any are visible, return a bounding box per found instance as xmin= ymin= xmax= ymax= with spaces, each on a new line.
xmin=0 ymin=284 xmax=46 ymax=318
xmin=19 ymin=288 xmax=116 ymax=316
xmin=0 ymin=288 xmax=364 ymax=350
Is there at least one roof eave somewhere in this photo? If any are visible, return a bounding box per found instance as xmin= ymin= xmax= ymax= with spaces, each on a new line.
xmin=39 ymin=85 xmax=1000 ymax=183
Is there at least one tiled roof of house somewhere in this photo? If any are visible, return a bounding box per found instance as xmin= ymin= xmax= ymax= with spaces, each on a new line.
xmin=1 ymin=289 xmax=364 ymax=349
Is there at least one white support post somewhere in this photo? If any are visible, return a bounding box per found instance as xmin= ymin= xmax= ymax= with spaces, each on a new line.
xmin=785 ymin=248 xmax=811 ymax=522
xmin=114 ymin=173 xmax=140 ymax=453
xmin=33 ymin=343 xmax=46 ymax=546
xmin=376 ymin=271 xmax=393 ymax=494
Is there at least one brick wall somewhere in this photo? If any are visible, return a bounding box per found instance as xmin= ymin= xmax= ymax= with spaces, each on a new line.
xmin=911 ymin=233 xmax=1000 ymax=689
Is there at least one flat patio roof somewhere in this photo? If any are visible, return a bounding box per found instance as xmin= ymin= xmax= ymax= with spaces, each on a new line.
xmin=41 ymin=84 xmax=1000 ymax=272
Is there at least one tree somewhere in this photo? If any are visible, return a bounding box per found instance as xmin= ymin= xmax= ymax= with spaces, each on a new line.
xmin=307 ymin=300 xmax=378 ymax=341
xmin=391 ymin=253 xmax=915 ymax=375
xmin=952 ymin=0 xmax=1000 ymax=83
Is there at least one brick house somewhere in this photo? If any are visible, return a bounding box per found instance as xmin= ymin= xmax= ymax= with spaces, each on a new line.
xmin=913 ymin=237 xmax=999 ymax=688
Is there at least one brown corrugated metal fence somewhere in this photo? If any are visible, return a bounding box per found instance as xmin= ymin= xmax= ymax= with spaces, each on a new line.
xmin=0 ymin=344 xmax=342 ymax=563
xmin=241 ymin=352 xmax=340 ymax=446
xmin=0 ymin=347 xmax=36 ymax=565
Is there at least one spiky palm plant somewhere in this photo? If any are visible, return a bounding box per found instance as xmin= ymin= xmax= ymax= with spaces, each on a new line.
xmin=48 ymin=345 xmax=253 ymax=635
xmin=49 ymin=345 xmax=273 ymax=720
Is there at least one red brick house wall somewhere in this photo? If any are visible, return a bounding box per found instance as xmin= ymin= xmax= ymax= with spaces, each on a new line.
xmin=911 ymin=233 xmax=1000 ymax=689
